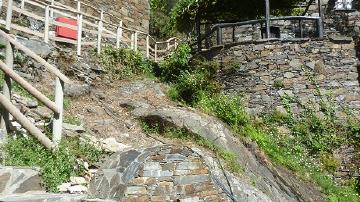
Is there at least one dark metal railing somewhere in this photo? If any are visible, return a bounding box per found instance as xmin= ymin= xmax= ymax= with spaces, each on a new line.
xmin=194 ymin=16 xmax=323 ymax=52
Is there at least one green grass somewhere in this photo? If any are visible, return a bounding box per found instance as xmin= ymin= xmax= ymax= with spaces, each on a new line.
xmin=1 ymin=135 xmax=104 ymax=192
xmin=64 ymin=115 xmax=81 ymax=125
xmin=141 ymin=121 xmax=243 ymax=174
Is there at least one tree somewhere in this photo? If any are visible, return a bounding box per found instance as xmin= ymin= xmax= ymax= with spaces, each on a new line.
xmin=171 ymin=0 xmax=307 ymax=32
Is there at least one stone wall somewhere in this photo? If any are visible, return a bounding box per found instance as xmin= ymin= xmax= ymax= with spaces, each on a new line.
xmin=206 ymin=37 xmax=359 ymax=117
xmin=89 ymin=145 xmax=231 ymax=201
xmin=58 ymin=0 xmax=150 ymax=33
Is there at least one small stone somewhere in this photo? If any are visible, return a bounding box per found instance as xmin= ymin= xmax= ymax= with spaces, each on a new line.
xmin=125 ymin=186 xmax=146 ymax=195
xmin=284 ymin=72 xmax=295 ymax=79
xmin=68 ymin=185 xmax=88 ymax=193
xmin=64 ymin=83 xmax=90 ymax=97
xmin=289 ymin=59 xmax=302 ymax=69
xmin=58 ymin=183 xmax=71 ymax=192
xmin=70 ymin=176 xmax=87 ymax=185
xmin=63 ymin=123 xmax=85 ymax=133
xmin=101 ymin=137 xmax=131 ymax=153
xmin=33 ymin=106 xmax=52 ymax=119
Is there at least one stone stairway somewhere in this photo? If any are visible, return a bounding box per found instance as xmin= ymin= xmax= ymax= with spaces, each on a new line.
xmin=0 ymin=167 xmax=86 ymax=202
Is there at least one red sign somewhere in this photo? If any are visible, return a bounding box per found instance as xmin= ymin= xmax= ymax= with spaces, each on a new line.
xmin=55 ymin=17 xmax=77 ymax=40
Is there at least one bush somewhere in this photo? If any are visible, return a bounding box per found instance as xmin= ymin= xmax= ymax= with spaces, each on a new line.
xmin=155 ymin=44 xmax=192 ymax=82
xmin=98 ymin=47 xmax=155 ymax=80
xmin=1 ymin=136 xmax=104 ymax=192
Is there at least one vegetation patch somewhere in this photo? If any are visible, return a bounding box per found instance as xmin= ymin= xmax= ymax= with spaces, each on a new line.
xmin=152 ymin=44 xmax=360 ymax=201
xmin=0 ymin=135 xmax=104 ymax=192
xmin=97 ymin=46 xmax=156 ymax=80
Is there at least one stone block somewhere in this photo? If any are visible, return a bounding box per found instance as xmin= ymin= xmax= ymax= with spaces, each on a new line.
xmin=125 ymin=186 xmax=147 ymax=195
xmin=176 ymin=161 xmax=202 ymax=170
xmin=143 ymin=162 xmax=162 ymax=171
xmin=143 ymin=170 xmax=173 ymax=178
xmin=174 ymin=175 xmax=209 ymax=185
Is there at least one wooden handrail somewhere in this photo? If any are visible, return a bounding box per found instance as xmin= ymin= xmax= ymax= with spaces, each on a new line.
xmin=0 ymin=61 xmax=60 ymax=113
xmin=7 ymin=0 xmax=178 ymax=60
xmin=0 ymin=30 xmax=71 ymax=83
xmin=0 ymin=93 xmax=55 ymax=150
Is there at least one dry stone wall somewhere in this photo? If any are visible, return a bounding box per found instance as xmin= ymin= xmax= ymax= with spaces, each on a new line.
xmin=88 ymin=145 xmax=231 ymax=201
xmin=59 ymin=0 xmax=150 ymax=33
xmin=207 ymin=37 xmax=359 ymax=117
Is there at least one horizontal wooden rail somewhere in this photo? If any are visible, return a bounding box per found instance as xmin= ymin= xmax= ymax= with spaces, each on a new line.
xmin=0 ymin=93 xmax=55 ymax=150
xmin=0 ymin=30 xmax=70 ymax=83
xmin=0 ymin=61 xmax=60 ymax=113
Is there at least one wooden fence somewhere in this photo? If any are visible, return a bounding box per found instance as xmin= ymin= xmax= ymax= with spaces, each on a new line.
xmin=1 ymin=0 xmax=178 ymax=61
xmin=0 ymin=29 xmax=71 ymax=150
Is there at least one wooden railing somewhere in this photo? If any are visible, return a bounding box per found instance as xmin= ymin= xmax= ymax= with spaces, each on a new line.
xmin=1 ymin=0 xmax=178 ymax=61
xmin=0 ymin=29 xmax=71 ymax=150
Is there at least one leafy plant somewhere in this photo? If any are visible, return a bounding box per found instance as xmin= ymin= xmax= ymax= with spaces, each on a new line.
xmin=97 ymin=47 xmax=155 ymax=80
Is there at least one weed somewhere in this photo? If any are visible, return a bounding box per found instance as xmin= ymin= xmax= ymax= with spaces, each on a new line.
xmin=273 ymin=79 xmax=285 ymax=89
xmin=64 ymin=115 xmax=81 ymax=125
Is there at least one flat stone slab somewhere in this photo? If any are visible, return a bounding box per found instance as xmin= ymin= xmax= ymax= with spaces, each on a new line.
xmin=0 ymin=167 xmax=43 ymax=195
xmin=0 ymin=192 xmax=85 ymax=202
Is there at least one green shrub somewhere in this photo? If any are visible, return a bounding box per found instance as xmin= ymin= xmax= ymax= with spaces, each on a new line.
xmin=98 ymin=46 xmax=155 ymax=80
xmin=1 ymin=136 xmax=104 ymax=192
xmin=155 ymin=44 xmax=192 ymax=82
xmin=198 ymin=93 xmax=250 ymax=132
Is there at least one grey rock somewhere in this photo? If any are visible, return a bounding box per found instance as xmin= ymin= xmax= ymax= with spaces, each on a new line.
xmin=16 ymin=37 xmax=54 ymax=58
xmin=289 ymin=59 xmax=302 ymax=69
xmin=328 ymin=35 xmax=353 ymax=43
xmin=64 ymin=83 xmax=90 ymax=97
xmin=0 ymin=167 xmax=43 ymax=195
xmin=126 ymin=104 xmax=324 ymax=202
xmin=63 ymin=123 xmax=85 ymax=133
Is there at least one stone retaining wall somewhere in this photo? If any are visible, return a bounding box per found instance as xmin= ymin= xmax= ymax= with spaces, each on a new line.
xmin=89 ymin=145 xmax=230 ymax=201
xmin=206 ymin=37 xmax=359 ymax=117
xmin=59 ymin=0 xmax=150 ymax=33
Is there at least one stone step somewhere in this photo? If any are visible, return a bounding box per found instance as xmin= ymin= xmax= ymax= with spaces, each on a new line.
xmin=0 ymin=166 xmax=44 ymax=195
xmin=0 ymin=192 xmax=86 ymax=202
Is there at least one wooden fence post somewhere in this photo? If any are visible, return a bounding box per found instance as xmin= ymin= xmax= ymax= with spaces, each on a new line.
xmin=50 ymin=0 xmax=54 ymax=18
xmin=116 ymin=21 xmax=123 ymax=48
xmin=131 ymin=33 xmax=134 ymax=50
xmin=44 ymin=6 xmax=50 ymax=43
xmin=76 ymin=1 xmax=82 ymax=56
xmin=52 ymin=77 xmax=64 ymax=146
xmin=20 ymin=0 xmax=25 ymax=10
xmin=97 ymin=20 xmax=103 ymax=55
xmin=154 ymin=43 xmax=158 ymax=62
xmin=134 ymin=31 xmax=138 ymax=51
xmin=146 ymin=35 xmax=150 ymax=58
xmin=0 ymin=39 xmax=14 ymax=137
xmin=77 ymin=14 xmax=83 ymax=56
xmin=5 ymin=0 xmax=13 ymax=31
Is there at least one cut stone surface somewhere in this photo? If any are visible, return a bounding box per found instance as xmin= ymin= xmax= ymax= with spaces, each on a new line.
xmin=0 ymin=192 xmax=86 ymax=202
xmin=0 ymin=167 xmax=43 ymax=195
